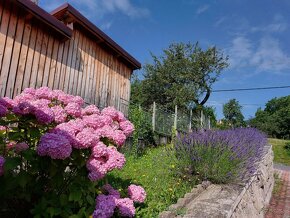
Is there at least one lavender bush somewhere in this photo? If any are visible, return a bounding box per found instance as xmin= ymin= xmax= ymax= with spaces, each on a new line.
xmin=174 ymin=128 xmax=267 ymax=183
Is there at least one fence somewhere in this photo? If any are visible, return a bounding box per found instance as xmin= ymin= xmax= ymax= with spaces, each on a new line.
xmin=128 ymin=101 xmax=211 ymax=137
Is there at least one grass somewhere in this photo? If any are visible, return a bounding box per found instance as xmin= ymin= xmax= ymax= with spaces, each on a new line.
xmin=108 ymin=146 xmax=196 ymax=218
xmin=269 ymin=138 xmax=290 ymax=165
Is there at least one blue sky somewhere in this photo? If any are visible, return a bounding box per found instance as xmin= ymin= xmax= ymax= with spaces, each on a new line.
xmin=40 ymin=0 xmax=290 ymax=120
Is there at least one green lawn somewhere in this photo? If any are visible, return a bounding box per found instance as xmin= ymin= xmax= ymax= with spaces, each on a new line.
xmin=269 ymin=138 xmax=290 ymax=165
xmin=108 ymin=146 xmax=196 ymax=218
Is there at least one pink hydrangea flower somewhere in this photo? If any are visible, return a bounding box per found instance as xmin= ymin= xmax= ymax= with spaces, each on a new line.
xmin=128 ymin=184 xmax=146 ymax=203
xmin=116 ymin=198 xmax=135 ymax=218
xmin=0 ymin=97 xmax=15 ymax=109
xmin=82 ymin=105 xmax=100 ymax=116
xmin=106 ymin=146 xmax=126 ymax=170
xmin=37 ymin=133 xmax=72 ymax=159
xmin=0 ymin=156 xmax=5 ymax=176
xmin=91 ymin=141 xmax=108 ymax=158
xmin=86 ymin=157 xmax=108 ymax=181
xmin=0 ymin=125 xmax=6 ymax=131
xmin=51 ymin=105 xmax=67 ymax=123
xmin=71 ymin=96 xmax=84 ymax=107
xmin=83 ymin=114 xmax=112 ymax=129
xmin=57 ymin=93 xmax=74 ymax=105
xmin=35 ymin=87 xmax=53 ymax=99
xmin=14 ymin=93 xmax=35 ymax=104
xmin=0 ymin=105 xmax=7 ymax=117
xmin=15 ymin=142 xmax=29 ymax=153
xmin=102 ymin=107 xmax=119 ymax=120
xmin=65 ymin=102 xmax=82 ymax=117
xmin=119 ymin=120 xmax=134 ymax=136
xmin=22 ymin=87 xmax=36 ymax=95
xmin=117 ymin=111 xmax=126 ymax=122
xmin=93 ymin=195 xmax=117 ymax=218
xmin=112 ymin=130 xmax=126 ymax=146
xmin=74 ymin=127 xmax=99 ymax=149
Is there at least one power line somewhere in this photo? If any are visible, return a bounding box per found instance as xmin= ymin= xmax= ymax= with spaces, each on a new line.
xmin=212 ymin=85 xmax=290 ymax=93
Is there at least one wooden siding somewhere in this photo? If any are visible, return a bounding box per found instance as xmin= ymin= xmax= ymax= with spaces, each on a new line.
xmin=0 ymin=3 xmax=132 ymax=115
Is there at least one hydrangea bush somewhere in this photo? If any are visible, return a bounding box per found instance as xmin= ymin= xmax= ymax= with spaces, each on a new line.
xmin=0 ymin=87 xmax=145 ymax=217
xmin=174 ymin=128 xmax=267 ymax=183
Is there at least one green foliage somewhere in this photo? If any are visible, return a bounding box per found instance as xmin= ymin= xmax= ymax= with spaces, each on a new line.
xmin=223 ymin=99 xmax=245 ymax=128
xmin=202 ymin=106 xmax=217 ymax=127
xmin=131 ymin=42 xmax=229 ymax=111
xmin=269 ymin=138 xmax=290 ymax=165
xmin=127 ymin=104 xmax=155 ymax=157
xmin=250 ymin=96 xmax=290 ymax=139
xmin=110 ymin=146 xmax=196 ymax=217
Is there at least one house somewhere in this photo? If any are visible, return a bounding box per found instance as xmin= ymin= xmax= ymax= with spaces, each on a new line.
xmin=0 ymin=0 xmax=141 ymax=115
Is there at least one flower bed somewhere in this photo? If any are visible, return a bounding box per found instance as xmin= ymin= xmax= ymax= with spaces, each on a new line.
xmin=174 ymin=128 xmax=267 ymax=183
xmin=0 ymin=87 xmax=145 ymax=217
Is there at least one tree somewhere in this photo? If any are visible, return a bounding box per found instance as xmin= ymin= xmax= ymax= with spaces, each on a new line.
xmin=131 ymin=42 xmax=229 ymax=111
xmin=250 ymin=95 xmax=290 ymax=139
xmin=223 ymin=99 xmax=245 ymax=128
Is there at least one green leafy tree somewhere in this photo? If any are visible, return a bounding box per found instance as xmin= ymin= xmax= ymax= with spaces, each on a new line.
xmin=223 ymin=99 xmax=245 ymax=128
xmin=131 ymin=42 xmax=229 ymax=111
xmin=250 ymin=95 xmax=290 ymax=139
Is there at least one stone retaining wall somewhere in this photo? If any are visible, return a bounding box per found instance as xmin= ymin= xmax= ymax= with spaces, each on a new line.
xmin=160 ymin=145 xmax=274 ymax=218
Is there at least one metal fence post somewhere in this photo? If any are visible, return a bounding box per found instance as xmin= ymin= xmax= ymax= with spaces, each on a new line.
xmin=174 ymin=105 xmax=178 ymax=130
xmin=200 ymin=110 xmax=203 ymax=128
xmin=189 ymin=109 xmax=192 ymax=131
xmin=152 ymin=102 xmax=156 ymax=132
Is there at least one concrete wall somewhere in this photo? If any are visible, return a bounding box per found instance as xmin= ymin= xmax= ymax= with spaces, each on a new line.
xmin=160 ymin=145 xmax=274 ymax=218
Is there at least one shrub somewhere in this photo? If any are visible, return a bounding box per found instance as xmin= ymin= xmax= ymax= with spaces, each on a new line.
xmin=174 ymin=128 xmax=267 ymax=183
xmin=127 ymin=104 xmax=155 ymax=157
xmin=0 ymin=87 xmax=145 ymax=217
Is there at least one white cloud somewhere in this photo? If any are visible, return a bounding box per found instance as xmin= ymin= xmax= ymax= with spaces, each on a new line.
xmin=228 ymin=36 xmax=290 ymax=73
xmin=228 ymin=36 xmax=253 ymax=68
xmin=101 ymin=21 xmax=113 ymax=30
xmin=251 ymin=37 xmax=290 ymax=72
xmin=196 ymin=4 xmax=210 ymax=15
xmin=251 ymin=15 xmax=287 ymax=33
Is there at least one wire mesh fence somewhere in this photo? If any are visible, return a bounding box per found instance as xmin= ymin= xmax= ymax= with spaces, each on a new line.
xmin=125 ymin=101 xmax=211 ymax=137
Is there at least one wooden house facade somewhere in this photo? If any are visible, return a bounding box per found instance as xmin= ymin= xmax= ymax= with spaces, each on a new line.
xmin=0 ymin=0 xmax=141 ymax=115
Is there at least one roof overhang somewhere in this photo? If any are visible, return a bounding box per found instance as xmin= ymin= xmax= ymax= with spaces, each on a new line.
xmin=13 ymin=0 xmax=72 ymax=39
xmin=51 ymin=3 xmax=141 ymax=70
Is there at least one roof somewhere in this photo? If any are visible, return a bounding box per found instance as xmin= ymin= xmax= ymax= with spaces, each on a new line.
xmin=51 ymin=3 xmax=141 ymax=70
xmin=14 ymin=0 xmax=72 ymax=39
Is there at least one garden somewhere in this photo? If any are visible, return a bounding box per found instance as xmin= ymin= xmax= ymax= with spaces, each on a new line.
xmin=0 ymin=87 xmax=269 ymax=218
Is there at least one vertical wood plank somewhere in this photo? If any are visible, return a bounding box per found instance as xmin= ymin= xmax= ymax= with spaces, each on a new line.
xmin=88 ymin=40 xmax=97 ymax=104
xmin=80 ymin=35 xmax=91 ymax=100
xmin=36 ymin=32 xmax=49 ymax=88
xmin=29 ymin=26 xmax=43 ymax=88
xmin=0 ymin=5 xmax=18 ymax=97
xmin=68 ymin=29 xmax=81 ymax=95
xmin=41 ymin=35 xmax=54 ymax=87
xmin=13 ymin=16 xmax=32 ymax=97
xmin=47 ymin=39 xmax=59 ymax=88
xmin=95 ymin=44 xmax=102 ymax=106
xmin=76 ymin=35 xmax=90 ymax=96
xmin=22 ymin=22 xmax=38 ymax=90
xmin=58 ymin=40 xmax=69 ymax=90
xmin=63 ymin=30 xmax=77 ymax=93
xmin=0 ymin=1 xmax=11 ymax=76
xmin=5 ymin=9 xmax=25 ymax=97
xmin=53 ymin=41 xmax=64 ymax=89
xmin=84 ymin=38 xmax=93 ymax=103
